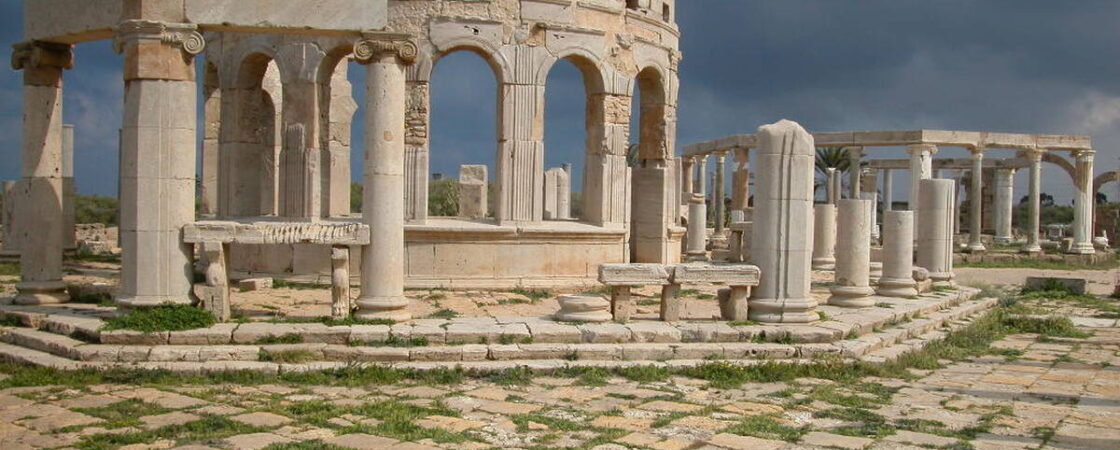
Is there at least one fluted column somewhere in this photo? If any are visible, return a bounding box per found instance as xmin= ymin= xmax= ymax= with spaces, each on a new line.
xmin=114 ymin=21 xmax=204 ymax=307
xmin=1070 ymin=150 xmax=1096 ymax=254
xmin=680 ymin=157 xmax=693 ymax=198
xmin=12 ymin=41 xmax=72 ymax=305
xmin=994 ymin=169 xmax=1015 ymax=244
xmin=882 ymin=169 xmax=893 ymax=212
xmin=354 ymin=34 xmax=417 ymax=321
xmin=1023 ymin=151 xmax=1043 ymax=253
xmin=695 ymin=155 xmax=708 ymax=197
xmin=62 ymin=124 xmax=76 ymax=250
xmin=714 ymin=151 xmax=727 ymax=233
xmin=967 ymin=148 xmax=986 ymax=252
xmin=812 ymin=204 xmax=836 ymax=270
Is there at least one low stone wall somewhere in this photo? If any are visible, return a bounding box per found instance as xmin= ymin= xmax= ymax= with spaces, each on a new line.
xmin=954 ymin=251 xmax=1114 ymax=266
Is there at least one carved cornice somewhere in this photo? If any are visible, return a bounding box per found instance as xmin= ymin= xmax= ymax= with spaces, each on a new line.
xmin=10 ymin=41 xmax=73 ymax=71
xmin=353 ymin=32 xmax=418 ymax=65
xmin=113 ymin=20 xmax=205 ymax=56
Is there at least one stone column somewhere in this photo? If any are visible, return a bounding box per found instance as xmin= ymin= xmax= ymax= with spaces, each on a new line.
xmin=404 ymin=80 xmax=429 ymax=223
xmin=583 ymin=92 xmax=630 ymax=228
xmin=848 ymin=147 xmax=863 ymax=199
xmin=829 ymin=199 xmax=874 ymax=307
xmin=811 ymin=204 xmax=836 ymax=270
xmin=882 ymin=169 xmax=893 ymax=212
xmin=696 ymin=155 xmax=708 ymax=197
xmin=557 ymin=166 xmax=571 ymax=220
xmin=680 ymin=157 xmax=694 ymax=198
xmin=1071 ymin=150 xmax=1096 ymax=254
xmin=12 ymin=41 xmax=72 ymax=304
xmin=497 ymin=81 xmax=545 ymax=224
xmin=458 ymin=165 xmax=488 ymax=219
xmin=685 ymin=194 xmax=707 ymax=262
xmin=714 ymin=151 xmax=727 ymax=233
xmin=114 ymin=21 xmax=204 ymax=307
xmin=730 ymin=148 xmax=749 ymax=222
xmin=967 ymin=148 xmax=986 ymax=252
xmin=354 ymin=34 xmax=416 ymax=321
xmin=749 ymin=120 xmax=817 ymax=323
xmin=1023 ymin=151 xmax=1043 ymax=253
xmin=62 ymin=123 xmax=76 ymax=250
xmin=908 ymin=144 xmax=937 ymax=216
xmin=994 ymin=168 xmax=1016 ymax=244
xmin=863 ymin=191 xmax=879 ymax=241
xmin=917 ymin=179 xmax=956 ymax=286
xmin=826 ymin=168 xmax=838 ymax=204
xmin=1 ymin=181 xmax=16 ymax=254
xmin=877 ymin=210 xmax=918 ymax=297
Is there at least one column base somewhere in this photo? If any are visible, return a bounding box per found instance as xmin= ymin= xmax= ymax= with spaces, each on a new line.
xmin=15 ymin=281 xmax=69 ymax=305
xmin=811 ymin=258 xmax=835 ymax=270
xmin=115 ymin=295 xmax=192 ymax=308
xmin=994 ymin=236 xmax=1013 ymax=245
xmin=876 ymin=277 xmax=918 ymax=298
xmin=966 ymin=243 xmax=987 ymax=253
xmin=748 ymin=298 xmax=818 ymax=324
xmin=929 ymin=271 xmax=955 ymax=286
xmin=1021 ymin=244 xmax=1042 ymax=254
xmin=355 ymin=295 xmax=412 ymax=322
xmin=685 ymin=252 xmax=709 ymax=263
xmin=827 ymin=285 xmax=875 ymax=308
xmin=1067 ymin=243 xmax=1096 ymax=255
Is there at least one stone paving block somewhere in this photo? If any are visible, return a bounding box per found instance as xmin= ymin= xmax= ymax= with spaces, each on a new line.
xmin=622 ymin=343 xmax=675 ymax=361
xmin=639 ymin=400 xmax=704 ymax=413
xmin=99 ymin=330 xmax=170 ymax=345
xmin=323 ymin=346 xmax=409 ymax=362
xmin=462 ymin=344 xmax=489 ymax=362
xmin=575 ymin=343 xmax=623 ymax=360
xmin=477 ymin=400 xmax=542 ymax=415
xmin=415 ymin=415 xmax=485 ymax=433
xmin=705 ymin=433 xmax=785 ymax=449
xmin=672 ymin=343 xmax=725 ymax=360
xmin=785 ymin=325 xmax=839 ymax=343
xmin=445 ymin=323 xmax=502 ymax=344
xmin=410 ymin=346 xmax=463 ymax=362
xmin=348 ymin=325 xmax=390 ymax=343
xmin=626 ymin=322 xmax=682 ymax=343
xmin=800 ymin=431 xmax=873 ymax=449
xmin=579 ymin=323 xmax=632 ymax=343
xmin=886 ymin=430 xmax=959 ymax=447
xmin=223 ymin=433 xmax=294 ymax=450
xmin=526 ymin=322 xmax=582 ymax=343
xmin=198 ymin=345 xmax=259 ymax=361
xmin=168 ymin=323 xmax=237 ymax=345
xmin=519 ymin=343 xmax=575 ymax=360
xmin=410 ymin=325 xmax=447 ymax=345
xmin=231 ymin=412 xmax=293 ymax=428
xmin=140 ymin=411 xmax=201 ymax=430
xmin=590 ymin=415 xmax=654 ymax=432
xmin=678 ymin=323 xmax=739 ymax=343
xmin=54 ymin=394 xmax=120 ymax=409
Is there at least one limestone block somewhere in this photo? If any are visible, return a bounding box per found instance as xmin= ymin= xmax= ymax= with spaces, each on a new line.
xmin=458 ymin=165 xmax=488 ymax=219
xmin=323 ymin=347 xmax=408 ymax=362
xmin=626 ymin=322 xmax=682 ymax=343
xmin=717 ymin=287 xmax=751 ymax=321
xmin=660 ymin=284 xmax=682 ymax=322
xmin=185 ymin=0 xmax=387 ymax=31
xmin=330 ymin=247 xmax=351 ymax=319
xmin=100 ymin=330 xmax=169 ymax=346
xmin=554 ymin=295 xmax=612 ymax=322
xmin=670 ymin=264 xmax=760 ymax=286
xmin=677 ymin=322 xmax=740 ymax=343
xmin=622 ymin=344 xmax=675 ymax=361
xmin=598 ymin=264 xmax=671 ymax=285
xmin=526 ymin=322 xmax=582 ymax=343
xmin=182 ymin=221 xmax=370 ymax=245
xmin=578 ymin=323 xmax=632 ymax=343
xmin=609 ymin=286 xmax=634 ymax=322
xmin=1024 ymin=277 xmax=1087 ymax=295
xmin=238 ymin=278 xmax=273 ymax=292
xmin=168 ymin=323 xmax=237 ymax=345
xmin=348 ymin=325 xmax=390 ymax=343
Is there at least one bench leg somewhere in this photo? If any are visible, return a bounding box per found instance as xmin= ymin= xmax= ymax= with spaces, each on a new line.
xmin=720 ymin=286 xmax=750 ymax=321
xmin=660 ymin=284 xmax=682 ymax=322
xmin=331 ymin=246 xmax=351 ymax=319
xmin=193 ymin=241 xmax=230 ymax=322
xmin=610 ymin=286 xmax=633 ymax=322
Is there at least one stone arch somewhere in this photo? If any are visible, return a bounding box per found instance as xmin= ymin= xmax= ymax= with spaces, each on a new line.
xmin=534 ymin=49 xmax=608 ymax=94
xmin=1094 ymin=171 xmax=1120 ymax=200
xmin=431 ymin=42 xmax=510 ymax=86
xmin=218 ymin=52 xmax=283 ymax=217
xmin=633 ymin=65 xmax=670 ymax=161
xmin=316 ymin=44 xmax=360 ymax=217
xmin=1041 ymin=151 xmax=1076 ymax=183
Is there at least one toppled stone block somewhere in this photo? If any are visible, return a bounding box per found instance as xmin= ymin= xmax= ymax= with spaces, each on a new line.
xmin=1025 ymin=277 xmax=1087 ymax=295
xmin=238 ymin=278 xmax=273 ymax=292
xmin=598 ymin=264 xmax=671 ymax=285
xmin=554 ymin=295 xmax=611 ymax=322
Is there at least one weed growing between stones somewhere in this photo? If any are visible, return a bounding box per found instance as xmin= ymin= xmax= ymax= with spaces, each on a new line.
xmin=259 ymin=349 xmax=317 ymax=364
xmin=72 ymin=399 xmax=171 ymax=429
xmin=507 ymin=288 xmax=551 ymax=303
xmin=722 ymin=414 xmax=807 ymax=442
xmin=0 ymin=262 xmax=19 ymax=276
xmin=253 ymin=334 xmax=304 ymax=345
xmin=74 ymin=414 xmax=268 ymax=450
xmin=102 ymin=305 xmax=217 ymax=332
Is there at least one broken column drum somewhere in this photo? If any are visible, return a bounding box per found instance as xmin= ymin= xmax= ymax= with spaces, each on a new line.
xmin=828 ymin=199 xmax=875 ymax=307
xmin=916 ymin=178 xmax=956 ymax=285
xmin=811 ymin=203 xmax=836 ymax=270
xmin=877 ymin=210 xmax=918 ymax=298
xmin=749 ymin=120 xmax=817 ymax=323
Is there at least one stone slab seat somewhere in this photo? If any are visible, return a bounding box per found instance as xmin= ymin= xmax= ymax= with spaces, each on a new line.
xmin=597 ymin=263 xmax=760 ymax=322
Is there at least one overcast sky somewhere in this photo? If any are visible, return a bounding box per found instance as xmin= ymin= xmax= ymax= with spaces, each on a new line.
xmin=2 ymin=1 xmax=1118 ymax=205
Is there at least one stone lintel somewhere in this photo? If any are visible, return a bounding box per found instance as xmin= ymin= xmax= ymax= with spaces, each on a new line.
xmin=670 ymin=264 xmax=760 ymax=286
xmin=598 ymin=264 xmax=671 ymax=286
xmin=685 ymin=129 xmax=1092 ymax=157
xmin=183 ymin=221 xmax=370 ymax=245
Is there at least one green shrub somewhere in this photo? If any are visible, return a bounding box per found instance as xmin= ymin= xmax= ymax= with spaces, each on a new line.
xmin=75 ymin=194 xmax=119 ymax=225
xmin=102 ymin=305 xmax=216 ymax=332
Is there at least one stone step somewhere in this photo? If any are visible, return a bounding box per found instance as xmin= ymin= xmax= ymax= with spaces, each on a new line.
xmin=0 ymin=327 xmax=89 ymax=360
xmin=0 ymin=342 xmax=85 ymax=370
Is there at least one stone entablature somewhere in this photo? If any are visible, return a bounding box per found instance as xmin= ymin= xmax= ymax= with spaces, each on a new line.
xmin=684 ymin=129 xmax=1091 ymax=156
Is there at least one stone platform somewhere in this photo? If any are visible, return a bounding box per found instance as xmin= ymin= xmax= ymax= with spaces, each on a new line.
xmin=0 ymin=288 xmax=995 ymax=372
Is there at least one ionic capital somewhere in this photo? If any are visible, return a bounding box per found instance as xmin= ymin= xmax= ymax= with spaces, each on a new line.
xmin=906 ymin=143 xmax=938 ymax=156
xmin=969 ymin=147 xmax=984 ymax=160
xmin=353 ymin=32 xmax=418 ymax=65
xmin=11 ymin=41 xmax=73 ymax=72
xmin=1074 ymin=149 xmax=1095 ymax=162
xmin=1022 ymin=148 xmax=1044 ymax=163
xmin=113 ymin=20 xmax=205 ymax=57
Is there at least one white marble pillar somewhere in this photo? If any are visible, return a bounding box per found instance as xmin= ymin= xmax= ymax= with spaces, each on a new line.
xmin=354 ymin=35 xmax=415 ymax=321
xmin=829 ymin=199 xmax=874 ymax=307
xmin=863 ymin=191 xmax=879 ymax=241
xmin=696 ymin=155 xmax=708 ymax=197
xmin=115 ymin=22 xmax=202 ymax=307
xmin=1023 ymin=151 xmax=1043 ymax=253
xmin=12 ymin=41 xmax=71 ymax=305
xmin=749 ymin=120 xmax=817 ymax=324
xmin=967 ymin=148 xmax=986 ymax=252
xmin=497 ymin=81 xmax=545 ymax=224
xmin=685 ymin=194 xmax=708 ymax=262
xmin=714 ymin=152 xmax=727 ymax=233
xmin=882 ymin=169 xmax=893 ymax=212
xmin=994 ymin=169 xmax=1016 ymax=244
xmin=877 ymin=210 xmax=918 ymax=297
xmin=826 ymin=168 xmax=838 ymax=204
xmin=62 ymin=124 xmax=75 ymax=250
xmin=907 ymin=144 xmax=937 ymax=218
xmin=917 ymin=179 xmax=956 ymax=286
xmin=848 ymin=147 xmax=863 ymax=199
xmin=730 ymin=148 xmax=749 ymax=222
xmin=680 ymin=157 xmax=694 ymax=198
xmin=1070 ymin=150 xmax=1096 ymax=254
xmin=811 ymin=204 xmax=836 ymax=270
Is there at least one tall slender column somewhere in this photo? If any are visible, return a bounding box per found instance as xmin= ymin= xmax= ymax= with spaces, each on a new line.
xmin=730 ymin=148 xmax=749 ymax=222
xmin=1023 ymin=151 xmax=1043 ymax=253
xmin=917 ymin=179 xmax=956 ymax=286
xmin=695 ymin=155 xmax=708 ymax=197
xmin=826 ymin=168 xmax=838 ymax=204
xmin=12 ymin=41 xmax=72 ymax=304
xmin=882 ymin=169 xmax=893 ymax=212
xmin=497 ymin=81 xmax=545 ymax=224
xmin=62 ymin=123 xmax=76 ymax=250
xmin=714 ymin=151 xmax=727 ymax=233
xmin=404 ymin=80 xmax=429 ymax=223
xmin=967 ymin=148 xmax=986 ymax=252
xmin=114 ymin=21 xmax=203 ymax=307
xmin=680 ymin=157 xmax=693 ymax=198
xmin=685 ymin=194 xmax=707 ymax=262
xmin=848 ymin=147 xmax=863 ymax=199
xmin=354 ymin=34 xmax=416 ymax=321
xmin=811 ymin=204 xmax=836 ymax=270
xmin=1070 ymin=150 xmax=1096 ymax=254
xmin=583 ymin=92 xmax=630 ymax=228
xmin=750 ymin=120 xmax=817 ymax=324
xmin=829 ymin=199 xmax=874 ymax=307
xmin=907 ymin=144 xmax=937 ymax=217
xmin=994 ymin=169 xmax=1015 ymax=244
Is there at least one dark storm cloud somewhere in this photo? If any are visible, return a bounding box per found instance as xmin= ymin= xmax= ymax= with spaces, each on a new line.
xmin=2 ymin=1 xmax=1118 ymax=202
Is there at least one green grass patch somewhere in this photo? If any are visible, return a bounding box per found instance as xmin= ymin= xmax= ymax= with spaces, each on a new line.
xmin=70 ymin=292 xmax=115 ymax=306
xmin=508 ymin=288 xmax=552 ymax=302
xmin=722 ymin=414 xmax=806 ymax=442
xmin=426 ymin=309 xmax=459 ymax=320
xmin=272 ymin=280 xmax=329 ymax=290
xmin=0 ymin=315 xmax=23 ymax=327
xmin=254 ymin=334 xmax=305 ymax=345
xmin=1001 ymin=315 xmax=1091 ymax=339
xmin=269 ymin=317 xmax=396 ymax=327
xmin=102 ymin=305 xmax=216 ymax=333
xmin=0 ymin=262 xmax=19 ymax=276
xmin=75 ymin=414 xmax=267 ymax=450
xmin=728 ymin=320 xmax=760 ymax=326
xmin=354 ymin=335 xmax=429 ymax=347
xmin=511 ymin=413 xmax=584 ymax=432
xmin=957 ymin=256 xmax=1120 ymax=271
xmin=73 ymin=398 xmax=171 ymax=429
xmin=617 ymin=365 xmax=671 ymax=383
xmin=259 ymin=349 xmax=317 ymax=364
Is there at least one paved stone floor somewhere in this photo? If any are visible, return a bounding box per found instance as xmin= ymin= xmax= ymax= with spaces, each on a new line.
xmin=0 ymin=306 xmax=1117 ymax=449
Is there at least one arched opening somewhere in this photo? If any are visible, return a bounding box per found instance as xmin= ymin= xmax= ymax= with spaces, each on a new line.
xmin=199 ymin=60 xmax=221 ymax=218
xmin=220 ymin=53 xmax=281 ymax=218
xmin=543 ymin=56 xmax=602 ymax=221
xmin=628 ymin=66 xmax=672 ymax=263
xmin=318 ymin=48 xmax=360 ymax=218
xmin=429 ymin=49 xmax=500 ymax=219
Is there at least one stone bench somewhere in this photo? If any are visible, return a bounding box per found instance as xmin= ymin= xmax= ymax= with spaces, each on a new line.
xmin=182 ymin=221 xmax=370 ymax=321
xmin=598 ymin=263 xmax=761 ymax=322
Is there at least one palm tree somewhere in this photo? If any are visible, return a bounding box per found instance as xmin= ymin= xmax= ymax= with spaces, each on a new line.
xmin=814 ymin=147 xmax=851 ymax=179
